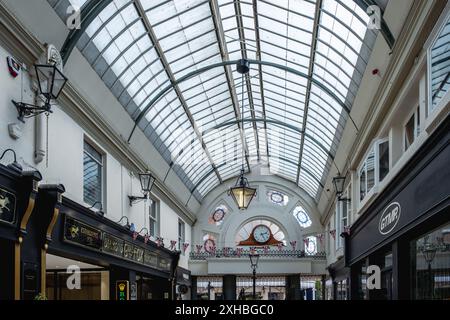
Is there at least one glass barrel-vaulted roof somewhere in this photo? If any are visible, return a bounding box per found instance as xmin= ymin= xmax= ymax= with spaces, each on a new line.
xmin=49 ymin=0 xmax=379 ymax=202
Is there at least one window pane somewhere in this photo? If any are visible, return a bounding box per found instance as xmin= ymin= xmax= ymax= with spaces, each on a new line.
xmin=83 ymin=142 xmax=102 ymax=206
xmin=366 ymin=151 xmax=375 ymax=192
xmin=359 ymin=165 xmax=366 ymax=201
xmin=379 ymin=140 xmax=389 ymax=181
xmin=405 ymin=114 xmax=415 ymax=150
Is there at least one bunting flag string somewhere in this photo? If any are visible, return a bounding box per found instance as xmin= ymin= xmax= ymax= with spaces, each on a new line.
xmin=330 ymin=229 xmax=336 ymax=239
xmin=196 ymin=245 xmax=203 ymax=254
xmin=170 ymin=240 xmax=177 ymax=250
xmin=182 ymin=242 xmax=190 ymax=253
xmin=277 ymin=243 xmax=284 ymax=251
xmin=236 ymin=247 xmax=243 ymax=257
xmin=290 ymin=240 xmax=297 ymax=250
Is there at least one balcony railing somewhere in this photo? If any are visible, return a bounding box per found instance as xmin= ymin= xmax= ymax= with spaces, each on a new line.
xmin=190 ymin=248 xmax=326 ymax=261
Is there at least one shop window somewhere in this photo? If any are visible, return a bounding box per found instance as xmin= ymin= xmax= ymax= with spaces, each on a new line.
xmin=404 ymin=107 xmax=421 ymax=151
xmin=267 ymin=190 xmax=289 ymax=206
xmin=411 ymin=222 xmax=450 ymax=300
xmin=428 ymin=14 xmax=450 ymax=113
xmin=178 ymin=219 xmax=185 ymax=253
xmin=149 ymin=198 xmax=159 ymax=238
xmin=292 ymin=206 xmax=312 ymax=228
xmin=83 ymin=140 xmax=104 ymax=207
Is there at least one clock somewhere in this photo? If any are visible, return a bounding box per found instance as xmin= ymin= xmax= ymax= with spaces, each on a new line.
xmin=204 ymin=239 xmax=216 ymax=253
xmin=252 ymin=225 xmax=271 ymax=244
xmin=212 ymin=208 xmax=225 ymax=222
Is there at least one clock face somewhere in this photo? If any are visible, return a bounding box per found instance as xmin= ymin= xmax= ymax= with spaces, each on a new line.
xmin=204 ymin=239 xmax=216 ymax=253
xmin=212 ymin=209 xmax=225 ymax=222
xmin=252 ymin=225 xmax=271 ymax=244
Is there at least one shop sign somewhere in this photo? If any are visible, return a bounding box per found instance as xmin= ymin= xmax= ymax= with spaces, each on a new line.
xmin=159 ymin=257 xmax=171 ymax=271
xmin=103 ymin=233 xmax=124 ymax=257
xmin=123 ymin=242 xmax=134 ymax=260
xmin=64 ymin=217 xmax=103 ymax=249
xmin=378 ymin=202 xmax=401 ymax=235
xmin=116 ymin=280 xmax=129 ymax=301
xmin=0 ymin=188 xmax=16 ymax=224
xmin=144 ymin=251 xmax=158 ymax=267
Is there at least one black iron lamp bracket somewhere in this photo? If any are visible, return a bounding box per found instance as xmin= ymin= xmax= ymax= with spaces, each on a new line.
xmin=128 ymin=193 xmax=148 ymax=206
xmin=12 ymin=99 xmax=52 ymax=123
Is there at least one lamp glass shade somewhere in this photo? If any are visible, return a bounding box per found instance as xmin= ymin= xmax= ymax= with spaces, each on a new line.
xmin=35 ymin=64 xmax=67 ymax=100
xmin=230 ymin=185 xmax=256 ymax=210
xmin=332 ymin=176 xmax=346 ymax=196
xmin=423 ymin=244 xmax=437 ymax=264
xmin=139 ymin=173 xmax=155 ymax=193
xmin=249 ymin=254 xmax=259 ymax=267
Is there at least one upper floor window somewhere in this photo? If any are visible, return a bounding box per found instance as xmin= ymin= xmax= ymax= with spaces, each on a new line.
xmin=429 ymin=14 xmax=450 ymax=113
xmin=404 ymin=107 xmax=421 ymax=151
xmin=359 ymin=139 xmax=390 ymax=203
xmin=149 ymin=198 xmax=159 ymax=238
xmin=335 ymin=200 xmax=349 ymax=250
xmin=292 ymin=206 xmax=312 ymax=228
xmin=178 ymin=219 xmax=185 ymax=253
xmin=83 ymin=140 xmax=104 ymax=207
xmin=267 ymin=190 xmax=289 ymax=206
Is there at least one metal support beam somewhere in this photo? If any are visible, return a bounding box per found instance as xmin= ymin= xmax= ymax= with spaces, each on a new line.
xmin=128 ymin=59 xmax=353 ymax=142
xmin=234 ymin=0 xmax=260 ymax=160
xmin=296 ymin=0 xmax=322 ymax=185
xmin=252 ymin=0 xmax=270 ymax=162
xmin=133 ymin=0 xmax=222 ymax=184
xmin=210 ymin=0 xmax=251 ymax=173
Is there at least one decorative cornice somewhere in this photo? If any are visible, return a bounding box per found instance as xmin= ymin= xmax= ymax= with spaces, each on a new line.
xmin=0 ymin=2 xmax=196 ymax=225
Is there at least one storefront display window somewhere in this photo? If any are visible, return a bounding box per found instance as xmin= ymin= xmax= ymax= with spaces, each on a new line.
xmin=411 ymin=222 xmax=450 ymax=300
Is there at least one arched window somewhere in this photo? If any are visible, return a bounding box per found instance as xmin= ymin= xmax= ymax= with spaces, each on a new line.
xmin=293 ymin=206 xmax=312 ymax=228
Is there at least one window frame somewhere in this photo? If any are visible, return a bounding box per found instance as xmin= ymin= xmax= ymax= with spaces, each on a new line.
xmin=403 ymin=106 xmax=421 ymax=151
xmin=357 ymin=138 xmax=390 ymax=205
xmin=427 ymin=8 xmax=450 ymax=116
xmin=83 ymin=138 xmax=105 ymax=210
xmin=178 ymin=219 xmax=185 ymax=253
xmin=149 ymin=197 xmax=160 ymax=238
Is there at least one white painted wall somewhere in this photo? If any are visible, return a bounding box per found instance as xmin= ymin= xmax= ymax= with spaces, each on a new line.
xmin=0 ymin=35 xmax=191 ymax=269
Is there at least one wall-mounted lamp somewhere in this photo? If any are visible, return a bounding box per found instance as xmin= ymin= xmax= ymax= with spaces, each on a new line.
xmin=332 ymin=175 xmax=351 ymax=202
xmin=117 ymin=216 xmax=131 ymax=230
xmin=128 ymin=172 xmax=156 ymax=206
xmin=12 ymin=64 xmax=67 ymax=122
xmin=0 ymin=149 xmax=22 ymax=173
xmin=89 ymin=201 xmax=104 ymax=216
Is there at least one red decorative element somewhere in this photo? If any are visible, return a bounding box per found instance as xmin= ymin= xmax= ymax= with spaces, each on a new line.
xmin=236 ymin=248 xmax=243 ymax=257
xmin=330 ymin=230 xmax=336 ymax=239
xmin=250 ymin=247 xmax=256 ymax=255
xmin=196 ymin=245 xmax=203 ymax=254
xmin=344 ymin=226 xmax=351 ymax=236
xmin=290 ymin=240 xmax=297 ymax=250
xmin=182 ymin=242 xmax=190 ymax=253
xmin=263 ymin=246 xmax=269 ymax=254
xmin=372 ymin=68 xmax=380 ymax=76
xmin=132 ymin=232 xmax=138 ymax=241
xmin=210 ymin=246 xmax=216 ymax=255
xmin=7 ymin=56 xmax=21 ymax=78
xmin=144 ymin=234 xmax=150 ymax=244
xmin=303 ymin=238 xmax=309 ymax=247
xmin=317 ymin=233 xmax=324 ymax=244
xmin=156 ymin=237 xmax=163 ymax=247
xmin=277 ymin=243 xmax=284 ymax=251
xmin=170 ymin=240 xmax=177 ymax=250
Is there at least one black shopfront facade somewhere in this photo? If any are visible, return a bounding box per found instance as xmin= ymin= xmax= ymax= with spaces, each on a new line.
xmin=345 ymin=117 xmax=450 ymax=300
xmin=0 ymin=162 xmax=179 ymax=300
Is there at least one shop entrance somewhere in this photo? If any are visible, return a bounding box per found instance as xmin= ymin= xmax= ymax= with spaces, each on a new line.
xmin=45 ymin=254 xmax=109 ymax=300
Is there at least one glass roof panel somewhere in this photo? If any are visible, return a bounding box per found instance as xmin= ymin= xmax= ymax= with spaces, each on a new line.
xmin=51 ymin=0 xmax=379 ymax=202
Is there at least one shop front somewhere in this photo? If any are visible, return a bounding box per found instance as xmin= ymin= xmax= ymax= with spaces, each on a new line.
xmin=0 ymin=158 xmax=179 ymax=300
xmin=347 ymin=118 xmax=450 ymax=300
